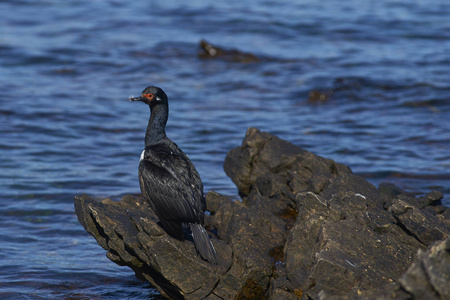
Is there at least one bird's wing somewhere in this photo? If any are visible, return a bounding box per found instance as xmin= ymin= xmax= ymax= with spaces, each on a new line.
xmin=139 ymin=144 xmax=204 ymax=224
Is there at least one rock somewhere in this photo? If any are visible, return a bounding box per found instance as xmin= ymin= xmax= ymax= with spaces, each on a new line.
xmin=75 ymin=194 xmax=231 ymax=300
xmin=308 ymin=90 xmax=331 ymax=104
xmin=388 ymin=194 xmax=450 ymax=246
xmin=224 ymin=127 xmax=351 ymax=217
xmin=75 ymin=128 xmax=449 ymax=299
xmin=198 ymin=40 xmax=260 ymax=63
xmin=418 ymin=190 xmax=444 ymax=208
xmin=206 ymin=193 xmax=286 ymax=299
xmin=399 ymin=238 xmax=450 ymax=300
xmin=425 ymin=190 xmax=444 ymax=205
xmin=75 ymin=190 xmax=285 ymax=300
xmin=284 ymin=176 xmax=425 ymax=299
xmin=379 ymin=182 xmax=406 ymax=208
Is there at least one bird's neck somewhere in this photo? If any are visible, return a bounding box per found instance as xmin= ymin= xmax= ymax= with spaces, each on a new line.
xmin=145 ymin=104 xmax=168 ymax=147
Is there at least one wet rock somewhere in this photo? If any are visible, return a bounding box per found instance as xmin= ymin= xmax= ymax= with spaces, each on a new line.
xmin=308 ymin=90 xmax=331 ymax=104
xmin=198 ymin=40 xmax=260 ymax=63
xmin=75 ymin=128 xmax=449 ymax=299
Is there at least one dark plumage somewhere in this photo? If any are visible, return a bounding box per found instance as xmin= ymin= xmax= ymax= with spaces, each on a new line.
xmin=129 ymin=86 xmax=218 ymax=264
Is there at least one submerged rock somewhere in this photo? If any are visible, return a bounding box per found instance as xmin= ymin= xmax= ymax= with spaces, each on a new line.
xmin=198 ymin=40 xmax=260 ymax=63
xmin=307 ymin=90 xmax=331 ymax=104
xmin=75 ymin=127 xmax=449 ymax=299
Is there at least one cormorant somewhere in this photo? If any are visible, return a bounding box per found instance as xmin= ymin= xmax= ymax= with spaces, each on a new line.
xmin=129 ymin=86 xmax=218 ymax=264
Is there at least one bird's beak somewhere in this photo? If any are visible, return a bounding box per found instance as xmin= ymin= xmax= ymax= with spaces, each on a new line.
xmin=129 ymin=96 xmax=144 ymax=102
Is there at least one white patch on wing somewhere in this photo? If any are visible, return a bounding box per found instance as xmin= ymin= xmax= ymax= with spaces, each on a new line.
xmin=354 ymin=193 xmax=366 ymax=199
xmin=140 ymin=150 xmax=145 ymax=161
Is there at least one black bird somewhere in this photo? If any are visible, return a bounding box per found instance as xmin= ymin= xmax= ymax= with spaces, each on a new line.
xmin=129 ymin=86 xmax=218 ymax=264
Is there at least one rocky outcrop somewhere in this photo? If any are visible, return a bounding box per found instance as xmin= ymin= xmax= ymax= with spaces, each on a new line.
xmin=224 ymin=127 xmax=351 ymax=218
xmin=75 ymin=127 xmax=449 ymax=299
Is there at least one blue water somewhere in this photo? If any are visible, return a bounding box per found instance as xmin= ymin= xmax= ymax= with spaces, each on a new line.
xmin=1 ymin=0 xmax=449 ymax=298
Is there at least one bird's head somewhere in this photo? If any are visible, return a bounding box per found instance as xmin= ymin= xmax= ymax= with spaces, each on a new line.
xmin=129 ymin=86 xmax=167 ymax=106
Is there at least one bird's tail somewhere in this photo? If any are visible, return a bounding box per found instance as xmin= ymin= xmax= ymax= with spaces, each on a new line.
xmin=190 ymin=223 xmax=218 ymax=264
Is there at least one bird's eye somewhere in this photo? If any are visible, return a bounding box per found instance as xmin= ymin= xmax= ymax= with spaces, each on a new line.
xmin=143 ymin=93 xmax=154 ymax=100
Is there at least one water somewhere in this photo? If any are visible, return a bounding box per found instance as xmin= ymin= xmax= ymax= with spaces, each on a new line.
xmin=1 ymin=0 xmax=449 ymax=298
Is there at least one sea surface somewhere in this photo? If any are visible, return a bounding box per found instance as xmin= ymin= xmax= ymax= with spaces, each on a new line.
xmin=1 ymin=0 xmax=449 ymax=298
